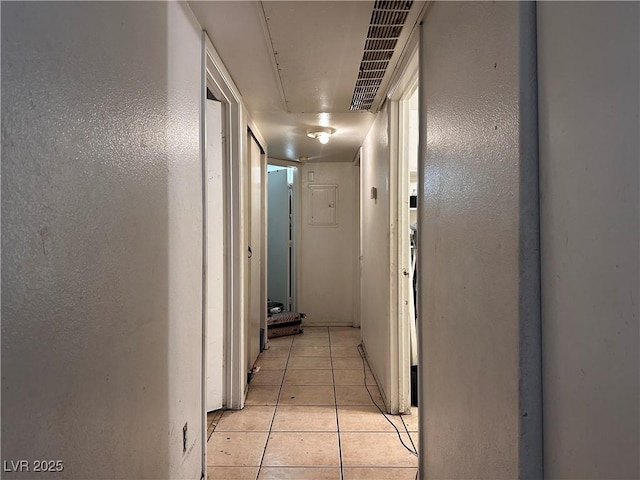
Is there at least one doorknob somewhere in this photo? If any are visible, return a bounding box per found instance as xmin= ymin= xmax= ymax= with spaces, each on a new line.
xmin=248 ymin=246 xmax=252 ymax=259
xmin=402 ymin=269 xmax=409 ymax=277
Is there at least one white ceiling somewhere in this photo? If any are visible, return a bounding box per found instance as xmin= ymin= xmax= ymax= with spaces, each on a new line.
xmin=261 ymin=1 xmax=372 ymax=113
xmin=189 ymin=1 xmax=423 ymax=163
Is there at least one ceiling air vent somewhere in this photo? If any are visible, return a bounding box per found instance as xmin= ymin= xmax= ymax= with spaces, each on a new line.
xmin=350 ymin=0 xmax=413 ymax=111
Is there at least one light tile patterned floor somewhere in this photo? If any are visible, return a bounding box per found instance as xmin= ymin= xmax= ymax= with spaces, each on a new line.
xmin=207 ymin=327 xmax=418 ymax=480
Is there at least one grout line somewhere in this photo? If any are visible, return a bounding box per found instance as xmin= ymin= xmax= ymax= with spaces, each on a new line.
xmin=328 ymin=327 xmax=345 ymax=480
xmin=255 ymin=337 xmax=293 ymax=480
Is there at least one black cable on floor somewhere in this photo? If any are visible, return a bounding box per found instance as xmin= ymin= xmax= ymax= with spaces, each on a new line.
xmin=401 ymin=401 xmax=418 ymax=454
xmin=328 ymin=328 xmax=345 ymax=480
xmin=357 ymin=343 xmax=418 ymax=457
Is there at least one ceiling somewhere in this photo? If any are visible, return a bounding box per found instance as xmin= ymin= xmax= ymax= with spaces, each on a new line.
xmin=189 ymin=1 xmax=425 ymax=163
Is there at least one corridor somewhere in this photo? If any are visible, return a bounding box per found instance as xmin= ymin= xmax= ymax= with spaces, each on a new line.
xmin=206 ymin=327 xmax=418 ymax=480
xmin=2 ymin=2 xmax=637 ymax=479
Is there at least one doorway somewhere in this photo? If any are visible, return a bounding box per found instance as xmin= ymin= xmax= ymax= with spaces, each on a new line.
xmin=204 ymin=89 xmax=225 ymax=413
xmin=202 ymin=33 xmax=251 ymax=478
xmin=267 ymin=164 xmax=298 ymax=314
xmin=387 ymin=44 xmax=419 ymax=415
xmin=247 ymin=132 xmax=267 ymax=373
xmin=399 ymin=85 xmax=419 ymax=408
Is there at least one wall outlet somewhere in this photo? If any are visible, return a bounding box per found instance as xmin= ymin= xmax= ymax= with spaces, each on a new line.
xmin=182 ymin=422 xmax=188 ymax=453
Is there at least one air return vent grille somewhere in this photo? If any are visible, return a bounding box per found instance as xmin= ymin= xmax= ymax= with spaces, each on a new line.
xmin=350 ymin=0 xmax=413 ymax=111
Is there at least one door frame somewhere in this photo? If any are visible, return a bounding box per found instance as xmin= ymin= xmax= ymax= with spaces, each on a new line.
xmin=265 ymin=158 xmax=301 ymax=316
xmin=203 ymin=30 xmax=267 ymax=404
xmin=387 ymin=42 xmax=419 ymax=414
xmin=204 ymin=95 xmax=225 ymax=414
xmin=353 ymin=149 xmax=362 ymax=328
xmin=203 ymin=32 xmax=244 ymax=416
xmin=202 ymin=31 xmax=268 ymax=477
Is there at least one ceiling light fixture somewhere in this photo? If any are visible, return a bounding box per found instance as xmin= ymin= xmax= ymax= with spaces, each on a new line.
xmin=306 ymin=127 xmax=335 ymax=145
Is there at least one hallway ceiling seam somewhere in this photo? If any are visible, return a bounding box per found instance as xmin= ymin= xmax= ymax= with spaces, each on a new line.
xmin=188 ymin=1 xmax=385 ymax=162
xmin=256 ymin=1 xmax=289 ymax=112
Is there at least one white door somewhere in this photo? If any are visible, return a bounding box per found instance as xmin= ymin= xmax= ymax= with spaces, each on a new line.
xmin=205 ymin=99 xmax=224 ymax=412
xmin=248 ymin=134 xmax=264 ymax=369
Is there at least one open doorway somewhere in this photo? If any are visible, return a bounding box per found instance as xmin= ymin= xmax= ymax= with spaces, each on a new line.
xmin=267 ymin=164 xmax=298 ymax=315
xmin=204 ymin=88 xmax=226 ymax=413
xmin=247 ymin=131 xmax=267 ymax=375
xmin=386 ymin=43 xmax=419 ymax=416
xmin=400 ymin=85 xmax=419 ymax=408
xmin=201 ymin=34 xmax=250 ymax=477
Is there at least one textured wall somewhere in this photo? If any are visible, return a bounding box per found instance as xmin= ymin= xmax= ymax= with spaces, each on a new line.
xmin=538 ymin=3 xmax=640 ymax=478
xmin=418 ymin=2 xmax=540 ymax=478
xmin=298 ymin=162 xmax=355 ymax=325
xmin=1 ymin=3 xmax=203 ymax=478
xmin=360 ymin=104 xmax=391 ymax=406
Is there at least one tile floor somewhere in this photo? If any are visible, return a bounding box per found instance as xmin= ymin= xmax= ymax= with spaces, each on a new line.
xmin=207 ymin=326 xmax=418 ymax=480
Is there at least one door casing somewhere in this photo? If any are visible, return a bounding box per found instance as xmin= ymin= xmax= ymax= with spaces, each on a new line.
xmin=204 ymin=97 xmax=225 ymax=413
xmin=386 ymin=41 xmax=419 ymax=415
xmin=201 ymin=32 xmax=268 ymax=477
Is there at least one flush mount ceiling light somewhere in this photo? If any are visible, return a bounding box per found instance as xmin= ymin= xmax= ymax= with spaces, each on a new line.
xmin=306 ymin=127 xmax=335 ymax=145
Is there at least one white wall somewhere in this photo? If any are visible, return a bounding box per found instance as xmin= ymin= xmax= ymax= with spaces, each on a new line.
xmin=298 ymin=162 xmax=355 ymax=326
xmin=538 ymin=3 xmax=639 ymax=478
xmin=418 ymin=2 xmax=540 ymax=478
xmin=1 ymin=3 xmax=203 ymax=478
xmin=360 ymin=104 xmax=392 ymax=406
